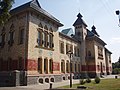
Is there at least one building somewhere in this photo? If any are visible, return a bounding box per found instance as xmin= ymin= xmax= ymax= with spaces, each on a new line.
xmin=0 ymin=0 xmax=112 ymax=86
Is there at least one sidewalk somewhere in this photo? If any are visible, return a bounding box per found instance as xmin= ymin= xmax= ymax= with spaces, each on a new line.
xmin=18 ymin=80 xmax=80 ymax=90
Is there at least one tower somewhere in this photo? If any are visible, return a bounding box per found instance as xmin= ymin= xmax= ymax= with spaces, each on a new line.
xmin=73 ymin=13 xmax=87 ymax=77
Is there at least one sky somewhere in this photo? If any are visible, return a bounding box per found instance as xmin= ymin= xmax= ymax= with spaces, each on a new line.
xmin=12 ymin=0 xmax=120 ymax=63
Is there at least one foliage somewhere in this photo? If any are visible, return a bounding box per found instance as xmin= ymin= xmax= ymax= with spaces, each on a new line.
xmin=0 ymin=0 xmax=14 ymax=25
xmin=80 ymin=79 xmax=86 ymax=85
xmin=86 ymin=77 xmax=91 ymax=83
xmin=94 ymin=76 xmax=100 ymax=84
xmin=112 ymin=68 xmax=120 ymax=74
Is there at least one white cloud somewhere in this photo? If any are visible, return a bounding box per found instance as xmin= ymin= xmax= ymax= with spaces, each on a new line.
xmin=110 ymin=37 xmax=120 ymax=44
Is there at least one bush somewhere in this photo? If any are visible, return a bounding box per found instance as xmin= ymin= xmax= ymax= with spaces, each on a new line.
xmin=80 ymin=79 xmax=86 ymax=85
xmin=94 ymin=76 xmax=100 ymax=84
xmin=86 ymin=77 xmax=91 ymax=83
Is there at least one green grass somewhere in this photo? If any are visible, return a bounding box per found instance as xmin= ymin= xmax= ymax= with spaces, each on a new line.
xmin=58 ymin=78 xmax=120 ymax=90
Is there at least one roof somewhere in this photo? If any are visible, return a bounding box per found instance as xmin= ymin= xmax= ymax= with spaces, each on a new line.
xmin=86 ymin=29 xmax=106 ymax=46
xmin=10 ymin=0 xmax=63 ymax=27
xmin=73 ymin=13 xmax=87 ymax=27
xmin=91 ymin=25 xmax=100 ymax=37
xmin=61 ymin=28 xmax=74 ymax=36
xmin=105 ymin=48 xmax=112 ymax=54
xmin=59 ymin=32 xmax=80 ymax=43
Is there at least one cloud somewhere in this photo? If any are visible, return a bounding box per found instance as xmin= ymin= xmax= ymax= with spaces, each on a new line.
xmin=110 ymin=37 xmax=120 ymax=44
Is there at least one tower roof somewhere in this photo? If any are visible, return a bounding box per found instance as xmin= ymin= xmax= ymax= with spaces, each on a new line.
xmin=73 ymin=13 xmax=87 ymax=27
xmin=91 ymin=25 xmax=99 ymax=37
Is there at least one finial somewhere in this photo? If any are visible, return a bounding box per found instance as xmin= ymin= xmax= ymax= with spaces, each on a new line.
xmin=77 ymin=13 xmax=83 ymax=18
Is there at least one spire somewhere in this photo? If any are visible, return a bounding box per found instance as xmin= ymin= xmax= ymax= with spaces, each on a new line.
xmin=91 ymin=25 xmax=100 ymax=37
xmin=77 ymin=13 xmax=83 ymax=18
xmin=73 ymin=13 xmax=87 ymax=27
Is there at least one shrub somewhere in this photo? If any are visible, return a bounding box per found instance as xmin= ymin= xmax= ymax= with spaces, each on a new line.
xmin=94 ymin=76 xmax=100 ymax=84
xmin=80 ymin=79 xmax=86 ymax=85
xmin=86 ymin=77 xmax=91 ymax=83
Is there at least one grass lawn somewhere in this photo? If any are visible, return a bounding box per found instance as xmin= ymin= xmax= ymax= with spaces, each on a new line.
xmin=58 ymin=78 xmax=120 ymax=90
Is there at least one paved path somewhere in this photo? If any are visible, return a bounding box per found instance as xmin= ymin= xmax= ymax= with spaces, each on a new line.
xmin=0 ymin=75 xmax=119 ymax=90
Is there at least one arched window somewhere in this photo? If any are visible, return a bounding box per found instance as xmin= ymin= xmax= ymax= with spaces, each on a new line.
xmin=49 ymin=27 xmax=53 ymax=32
xmin=49 ymin=33 xmax=54 ymax=48
xmin=44 ymin=25 xmax=48 ymax=31
xmin=66 ymin=60 xmax=69 ymax=73
xmin=49 ymin=59 xmax=53 ymax=73
xmin=61 ymin=60 xmax=65 ymax=73
xmin=44 ymin=58 xmax=48 ymax=74
xmin=38 ymin=58 xmax=42 ymax=74
xmin=38 ymin=23 xmax=43 ymax=29
xmin=44 ymin=31 xmax=48 ymax=47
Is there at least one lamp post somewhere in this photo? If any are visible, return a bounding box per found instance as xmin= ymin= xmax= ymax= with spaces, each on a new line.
xmin=67 ymin=50 xmax=73 ymax=88
xmin=115 ymin=10 xmax=120 ymax=27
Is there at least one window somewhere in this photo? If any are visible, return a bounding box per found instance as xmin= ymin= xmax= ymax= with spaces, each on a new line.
xmin=60 ymin=41 xmax=64 ymax=54
xmin=66 ymin=43 xmax=71 ymax=54
xmin=0 ymin=58 xmax=3 ymax=71
xmin=18 ymin=57 xmax=23 ymax=70
xmin=75 ymin=63 xmax=77 ymax=72
xmin=61 ymin=60 xmax=65 ymax=73
xmin=88 ymin=51 xmax=91 ymax=56
xmin=49 ymin=33 xmax=54 ymax=48
xmin=66 ymin=61 xmax=69 ymax=73
xmin=44 ymin=31 xmax=48 ymax=47
xmin=77 ymin=48 xmax=80 ymax=57
xmin=74 ymin=46 xmax=77 ymax=56
xmin=19 ymin=29 xmax=24 ymax=44
xmin=37 ymin=30 xmax=42 ymax=46
xmin=44 ymin=58 xmax=48 ymax=74
xmin=78 ymin=64 xmax=80 ymax=72
xmin=8 ymin=24 xmax=15 ymax=46
xmin=0 ymin=33 xmax=5 ymax=48
xmin=8 ymin=31 xmax=14 ymax=46
xmin=0 ymin=27 xmax=6 ymax=48
xmin=98 ymin=46 xmax=103 ymax=59
xmin=49 ymin=59 xmax=53 ymax=73
xmin=70 ymin=45 xmax=73 ymax=53
xmin=38 ymin=58 xmax=42 ymax=74
xmin=7 ymin=58 xmax=12 ymax=71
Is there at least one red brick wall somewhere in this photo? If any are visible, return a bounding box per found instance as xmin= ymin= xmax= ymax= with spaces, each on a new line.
xmin=53 ymin=62 xmax=60 ymax=71
xmin=27 ymin=59 xmax=38 ymax=71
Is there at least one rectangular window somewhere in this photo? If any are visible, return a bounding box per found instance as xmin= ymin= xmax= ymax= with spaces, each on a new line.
xmin=66 ymin=43 xmax=71 ymax=54
xmin=60 ymin=41 xmax=64 ymax=54
xmin=19 ymin=29 xmax=24 ymax=44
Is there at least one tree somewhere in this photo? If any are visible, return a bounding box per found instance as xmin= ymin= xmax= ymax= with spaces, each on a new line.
xmin=118 ymin=57 xmax=120 ymax=63
xmin=0 ymin=0 xmax=14 ymax=25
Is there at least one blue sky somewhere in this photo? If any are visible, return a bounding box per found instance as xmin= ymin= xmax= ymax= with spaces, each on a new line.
xmin=13 ymin=0 xmax=120 ymax=63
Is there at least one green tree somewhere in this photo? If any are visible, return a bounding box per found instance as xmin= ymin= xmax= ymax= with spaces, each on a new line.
xmin=0 ymin=0 xmax=14 ymax=25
